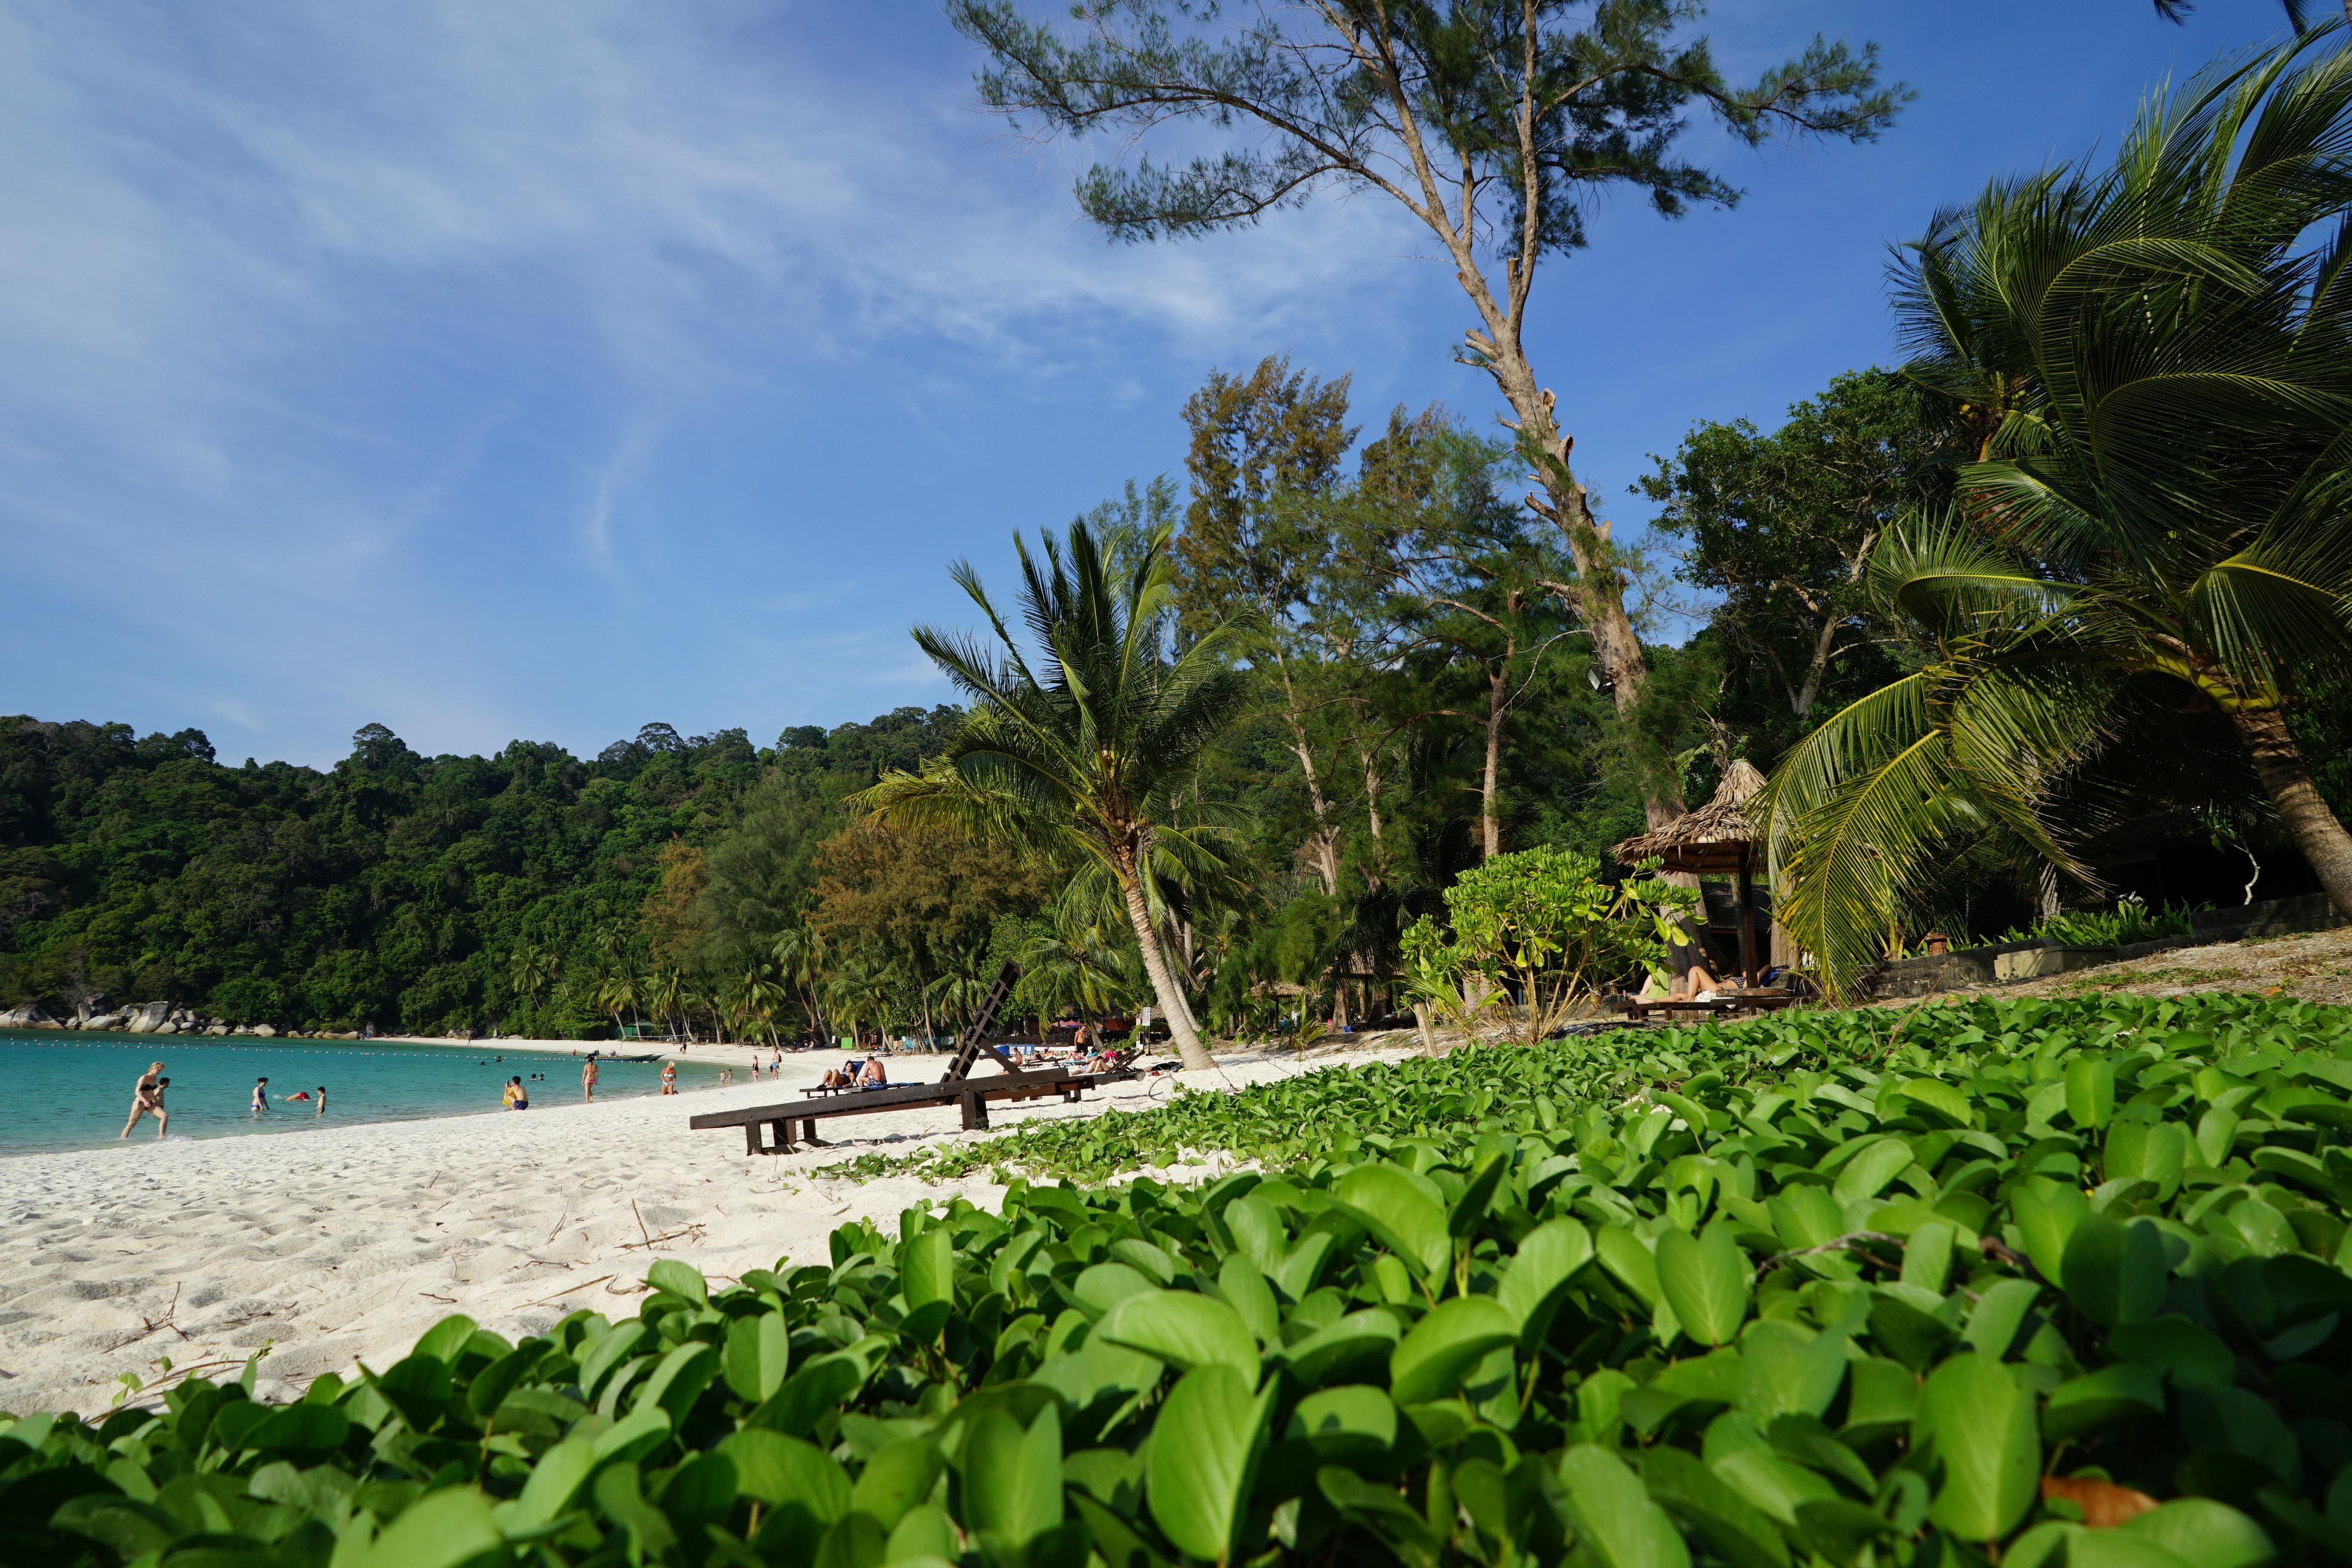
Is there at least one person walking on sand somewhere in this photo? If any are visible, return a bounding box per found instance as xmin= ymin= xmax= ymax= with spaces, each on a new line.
xmin=581 ymin=1055 xmax=599 ymax=1102
xmin=250 ymin=1077 xmax=270 ymax=1117
xmin=120 ymin=1062 xmax=168 ymax=1140
xmin=660 ymin=1060 xmax=677 ymax=1095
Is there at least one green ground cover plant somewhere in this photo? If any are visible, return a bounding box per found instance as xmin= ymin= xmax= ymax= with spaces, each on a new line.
xmin=10 ymin=992 xmax=2352 ymax=1567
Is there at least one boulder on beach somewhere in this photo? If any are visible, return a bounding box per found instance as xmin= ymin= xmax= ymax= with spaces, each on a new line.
xmin=125 ymin=1001 xmax=172 ymax=1034
xmin=254 ymin=1024 xmax=278 ymax=1037
xmin=1 ymin=1003 xmax=56 ymax=1027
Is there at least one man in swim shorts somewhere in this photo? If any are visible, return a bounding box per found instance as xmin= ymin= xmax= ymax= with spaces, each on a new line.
xmin=503 ymin=1076 xmax=529 ymax=1110
xmin=121 ymin=1062 xmax=168 ymax=1140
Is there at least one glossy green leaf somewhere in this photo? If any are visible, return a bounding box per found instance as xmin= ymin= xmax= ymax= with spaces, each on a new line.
xmin=2067 ymin=1056 xmax=2116 ymax=1131
xmin=1919 ymin=1353 xmax=2039 ymax=1541
xmin=1282 ymin=1384 xmax=1398 ymax=1460
xmin=1832 ymin=1139 xmax=1913 ymax=1205
xmin=1558 ymin=1443 xmax=1690 ymax=1568
xmin=646 ymin=1260 xmax=707 ymax=1306
xmin=964 ymin=1404 xmax=1062 ymax=1551
xmin=2105 ymin=1120 xmax=2189 ymax=1200
xmin=1738 ymin=1319 xmax=1846 ymax=1423
xmin=2043 ymin=1362 xmax=2166 ymax=1440
xmin=1597 ymin=1227 xmax=1663 ymax=1308
xmin=719 ymin=1429 xmax=850 ymax=1515
xmin=1146 ymin=1364 xmax=1275 ymax=1564
xmin=1388 ymin=1295 xmax=1519 ymax=1405
xmin=723 ymin=1310 xmax=791 ymax=1404
xmin=2061 ymin=1214 xmax=2168 ymax=1327
xmin=901 ymin=1227 xmax=954 ymax=1312
xmin=352 ymin=1486 xmax=501 ymax=1568
xmin=1655 ymin=1222 xmax=1751 ymax=1346
xmin=1334 ymin=1163 xmax=1450 ymax=1280
xmin=1279 ymin=1309 xmax=1401 ymax=1389
xmin=1095 ymin=1289 xmax=1261 ymax=1384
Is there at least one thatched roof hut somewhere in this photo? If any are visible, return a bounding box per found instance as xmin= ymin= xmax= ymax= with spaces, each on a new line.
xmin=1612 ymin=759 xmax=1765 ymax=875
xmin=1613 ymin=760 xmax=1771 ymax=983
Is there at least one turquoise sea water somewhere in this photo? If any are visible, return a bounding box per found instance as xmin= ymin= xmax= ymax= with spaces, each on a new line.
xmin=0 ymin=1031 xmax=730 ymax=1155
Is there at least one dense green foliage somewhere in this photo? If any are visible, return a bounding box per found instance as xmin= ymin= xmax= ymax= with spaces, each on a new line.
xmin=0 ymin=709 xmax=958 ymax=1035
xmin=1762 ymin=38 xmax=2352 ymax=990
xmin=16 ymin=993 xmax=2352 ymax=1566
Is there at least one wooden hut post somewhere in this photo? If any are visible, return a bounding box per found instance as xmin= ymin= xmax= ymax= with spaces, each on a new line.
xmin=1735 ymin=844 xmax=1758 ymax=987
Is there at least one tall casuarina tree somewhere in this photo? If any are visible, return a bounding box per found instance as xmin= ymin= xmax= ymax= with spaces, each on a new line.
xmin=855 ymin=520 xmax=1248 ymax=1071
xmin=945 ymin=1 xmax=1906 ymax=827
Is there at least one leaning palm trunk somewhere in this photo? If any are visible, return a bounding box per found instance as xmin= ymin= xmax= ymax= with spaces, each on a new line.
xmin=1112 ymin=853 xmax=1212 ymax=1069
xmin=2229 ymin=706 xmax=2352 ymax=912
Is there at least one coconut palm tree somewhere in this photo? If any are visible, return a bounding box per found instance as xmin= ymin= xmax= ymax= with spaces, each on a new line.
xmin=724 ymin=964 xmax=791 ymax=1047
xmin=822 ymin=953 xmax=902 ymax=1051
xmin=509 ymin=947 xmax=560 ymax=1016
xmin=770 ymin=923 xmax=828 ymax=1045
xmin=590 ymin=973 xmax=641 ymax=1039
xmin=853 ymin=519 xmax=1248 ymax=1071
xmin=1766 ymin=34 xmax=2352 ymax=991
xmin=646 ymin=970 xmax=688 ymax=1043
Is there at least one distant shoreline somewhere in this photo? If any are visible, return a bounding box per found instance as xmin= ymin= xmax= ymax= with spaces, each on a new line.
xmin=1 ymin=1027 xmax=817 ymax=1060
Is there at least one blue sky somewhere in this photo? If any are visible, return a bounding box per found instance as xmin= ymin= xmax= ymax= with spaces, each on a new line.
xmin=0 ymin=1 xmax=2307 ymax=767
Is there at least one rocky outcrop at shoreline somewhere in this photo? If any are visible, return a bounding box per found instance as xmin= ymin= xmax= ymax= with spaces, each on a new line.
xmin=0 ymin=999 xmax=363 ymax=1040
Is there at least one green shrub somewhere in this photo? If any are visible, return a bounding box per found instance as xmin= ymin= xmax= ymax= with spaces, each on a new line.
xmin=9 ymin=993 xmax=2352 ymax=1566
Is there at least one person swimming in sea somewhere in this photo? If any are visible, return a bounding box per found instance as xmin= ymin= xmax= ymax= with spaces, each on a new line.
xmin=120 ymin=1062 xmax=168 ymax=1140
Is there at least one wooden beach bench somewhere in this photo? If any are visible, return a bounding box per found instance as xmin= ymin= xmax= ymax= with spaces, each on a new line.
xmin=688 ymin=961 xmax=1137 ymax=1154
xmin=1625 ymin=992 xmax=1797 ymax=1024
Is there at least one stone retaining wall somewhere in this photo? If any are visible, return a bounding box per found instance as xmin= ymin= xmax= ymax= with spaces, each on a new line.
xmin=1861 ymin=891 xmax=2348 ymax=1000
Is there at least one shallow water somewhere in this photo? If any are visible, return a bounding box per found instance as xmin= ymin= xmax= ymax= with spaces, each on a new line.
xmin=0 ymin=1031 xmax=733 ymax=1154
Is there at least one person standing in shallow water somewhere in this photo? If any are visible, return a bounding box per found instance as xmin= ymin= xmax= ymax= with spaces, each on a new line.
xmin=250 ymin=1077 xmax=270 ymax=1117
xmin=581 ymin=1054 xmax=599 ymax=1102
xmin=120 ymin=1062 xmax=167 ymax=1140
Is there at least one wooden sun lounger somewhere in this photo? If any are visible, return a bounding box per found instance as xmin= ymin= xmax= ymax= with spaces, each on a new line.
xmin=690 ymin=960 xmax=1138 ymax=1154
xmin=690 ymin=1061 xmax=1135 ymax=1154
xmin=1625 ymin=993 xmax=1797 ymax=1022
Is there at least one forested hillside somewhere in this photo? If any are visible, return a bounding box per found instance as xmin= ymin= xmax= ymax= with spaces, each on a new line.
xmin=0 ymin=709 xmax=958 ymax=1036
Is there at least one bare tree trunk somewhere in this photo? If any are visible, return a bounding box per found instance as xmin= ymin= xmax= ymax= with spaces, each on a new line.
xmin=1116 ymin=858 xmax=1215 ymax=1070
xmin=1272 ymin=653 xmax=1342 ymax=895
xmin=1472 ymin=362 xmax=1684 ymax=829
xmin=2231 ymin=705 xmax=2352 ymax=915
xmin=1481 ymin=662 xmax=1508 ymax=858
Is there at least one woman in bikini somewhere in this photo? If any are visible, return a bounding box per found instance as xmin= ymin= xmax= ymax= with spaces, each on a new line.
xmin=659 ymin=1061 xmax=678 ymax=1095
xmin=120 ymin=1062 xmax=168 ymax=1140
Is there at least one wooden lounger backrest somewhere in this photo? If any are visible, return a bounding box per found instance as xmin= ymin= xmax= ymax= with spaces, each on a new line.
xmin=939 ymin=960 xmax=1022 ymax=1083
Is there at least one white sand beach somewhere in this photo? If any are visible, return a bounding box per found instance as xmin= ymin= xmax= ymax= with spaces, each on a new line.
xmin=0 ymin=1040 xmax=1419 ymax=1418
